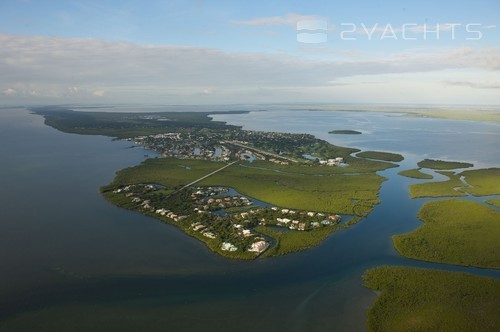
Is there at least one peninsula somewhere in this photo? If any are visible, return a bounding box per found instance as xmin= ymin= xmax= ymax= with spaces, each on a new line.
xmin=33 ymin=107 xmax=397 ymax=259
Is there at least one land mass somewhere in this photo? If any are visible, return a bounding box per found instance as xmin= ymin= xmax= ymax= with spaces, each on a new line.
xmin=486 ymin=198 xmax=500 ymax=208
xmin=296 ymin=104 xmax=500 ymax=122
xmin=32 ymin=106 xmax=245 ymax=138
xmin=328 ymin=130 xmax=362 ymax=135
xmin=408 ymin=167 xmax=500 ymax=198
xmin=34 ymin=107 xmax=396 ymax=259
xmin=364 ymin=266 xmax=500 ymax=332
xmin=417 ymin=158 xmax=473 ymax=170
xmin=33 ymin=106 xmax=500 ymax=330
xmin=393 ymin=199 xmax=500 ymax=269
xmin=356 ymin=151 xmax=404 ymax=162
xmin=101 ymin=157 xmax=383 ymax=258
xmin=369 ymin=159 xmax=500 ymax=330
xmin=398 ymin=168 xmax=433 ymax=179
xmin=401 ymin=163 xmax=500 ymax=268
xmin=409 ymin=171 xmax=467 ymax=198
xmin=460 ymin=168 xmax=500 ymax=196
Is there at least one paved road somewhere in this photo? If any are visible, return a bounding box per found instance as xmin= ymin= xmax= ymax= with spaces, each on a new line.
xmin=170 ymin=160 xmax=238 ymax=195
xmin=223 ymin=140 xmax=298 ymax=163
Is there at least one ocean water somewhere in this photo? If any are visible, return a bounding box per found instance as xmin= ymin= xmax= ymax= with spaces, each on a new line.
xmin=0 ymin=108 xmax=498 ymax=331
xmin=212 ymin=109 xmax=500 ymax=168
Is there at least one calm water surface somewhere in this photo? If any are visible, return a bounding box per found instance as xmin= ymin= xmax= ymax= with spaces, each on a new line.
xmin=212 ymin=110 xmax=500 ymax=168
xmin=0 ymin=108 xmax=498 ymax=331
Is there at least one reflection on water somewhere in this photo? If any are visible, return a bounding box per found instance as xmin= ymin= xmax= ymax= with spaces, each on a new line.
xmin=0 ymin=108 xmax=498 ymax=331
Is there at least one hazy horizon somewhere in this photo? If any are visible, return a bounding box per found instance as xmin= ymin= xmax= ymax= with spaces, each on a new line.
xmin=1 ymin=0 xmax=499 ymax=106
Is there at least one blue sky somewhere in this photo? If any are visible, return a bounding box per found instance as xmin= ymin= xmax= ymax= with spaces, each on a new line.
xmin=0 ymin=0 xmax=499 ymax=105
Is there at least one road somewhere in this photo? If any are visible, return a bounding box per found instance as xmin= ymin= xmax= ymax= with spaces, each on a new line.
xmin=223 ymin=140 xmax=298 ymax=163
xmin=170 ymin=160 xmax=238 ymax=195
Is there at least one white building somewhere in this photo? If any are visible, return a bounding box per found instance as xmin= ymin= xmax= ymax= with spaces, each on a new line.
xmin=248 ymin=241 xmax=269 ymax=253
xmin=221 ymin=242 xmax=238 ymax=252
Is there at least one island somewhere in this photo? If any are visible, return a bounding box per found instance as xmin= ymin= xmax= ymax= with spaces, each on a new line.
xmin=33 ymin=107 xmax=398 ymax=259
xmin=328 ymin=129 xmax=362 ymax=135
xmin=417 ymin=158 xmax=473 ymax=170
xmin=393 ymin=199 xmax=500 ymax=269
xmin=398 ymin=168 xmax=433 ymax=179
xmin=365 ymin=158 xmax=500 ymax=329
xmin=356 ymin=150 xmax=404 ymax=162
xmin=364 ymin=266 xmax=500 ymax=331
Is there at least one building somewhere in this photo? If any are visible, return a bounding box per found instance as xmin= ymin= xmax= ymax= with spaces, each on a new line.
xmin=221 ymin=242 xmax=238 ymax=252
xmin=248 ymin=241 xmax=269 ymax=253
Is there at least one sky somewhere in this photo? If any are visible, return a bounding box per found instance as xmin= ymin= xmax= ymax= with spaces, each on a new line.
xmin=0 ymin=0 xmax=499 ymax=105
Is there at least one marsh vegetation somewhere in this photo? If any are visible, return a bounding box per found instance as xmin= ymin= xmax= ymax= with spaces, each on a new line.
xmin=364 ymin=266 xmax=500 ymax=332
xmin=393 ymin=199 xmax=500 ymax=269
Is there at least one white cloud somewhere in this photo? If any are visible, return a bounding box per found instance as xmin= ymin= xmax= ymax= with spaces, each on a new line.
xmin=92 ymin=90 xmax=105 ymax=97
xmin=2 ymin=88 xmax=17 ymax=96
xmin=444 ymin=81 xmax=500 ymax=89
xmin=231 ymin=13 xmax=324 ymax=27
xmin=0 ymin=33 xmax=499 ymax=104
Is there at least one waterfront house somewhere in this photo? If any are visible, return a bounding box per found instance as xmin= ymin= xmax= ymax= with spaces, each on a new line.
xmin=248 ymin=241 xmax=269 ymax=253
xmin=221 ymin=242 xmax=238 ymax=252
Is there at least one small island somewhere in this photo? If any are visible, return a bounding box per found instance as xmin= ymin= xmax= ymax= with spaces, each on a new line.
xmin=356 ymin=150 xmax=404 ymax=162
xmin=398 ymin=168 xmax=433 ymax=179
xmin=328 ymin=129 xmax=362 ymax=135
xmin=417 ymin=158 xmax=473 ymax=170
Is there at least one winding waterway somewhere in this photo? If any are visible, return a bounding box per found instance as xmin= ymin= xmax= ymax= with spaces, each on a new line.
xmin=0 ymin=107 xmax=498 ymax=331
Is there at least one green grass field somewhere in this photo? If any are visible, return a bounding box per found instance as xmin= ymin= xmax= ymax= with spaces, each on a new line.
xmin=393 ymin=199 xmax=500 ymax=269
xmin=105 ymin=158 xmax=386 ymax=215
xmin=356 ymin=151 xmax=404 ymax=162
xmin=364 ymin=266 xmax=500 ymax=332
xmin=398 ymin=168 xmax=433 ymax=179
xmin=417 ymin=159 xmax=473 ymax=170
xmin=408 ymin=171 xmax=466 ymax=198
xmin=461 ymin=168 xmax=500 ymax=196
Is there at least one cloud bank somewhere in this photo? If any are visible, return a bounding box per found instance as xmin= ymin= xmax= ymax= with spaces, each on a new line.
xmin=1 ymin=33 xmax=499 ymax=103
